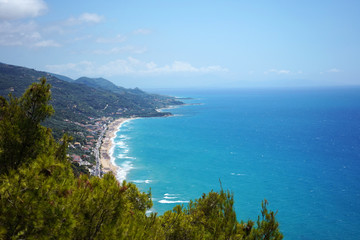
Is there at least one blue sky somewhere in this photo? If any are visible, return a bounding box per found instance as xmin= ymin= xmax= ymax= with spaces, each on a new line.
xmin=0 ymin=0 xmax=359 ymax=88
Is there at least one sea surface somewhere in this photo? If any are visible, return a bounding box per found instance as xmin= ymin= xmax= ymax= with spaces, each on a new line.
xmin=112 ymin=87 xmax=360 ymax=239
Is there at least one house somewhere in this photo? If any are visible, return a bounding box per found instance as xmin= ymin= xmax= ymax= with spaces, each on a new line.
xmin=71 ymin=154 xmax=81 ymax=163
xmin=82 ymin=147 xmax=90 ymax=153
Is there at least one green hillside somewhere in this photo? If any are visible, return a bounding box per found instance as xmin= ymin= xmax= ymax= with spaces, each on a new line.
xmin=0 ymin=63 xmax=182 ymax=118
xmin=0 ymin=62 xmax=183 ymax=174
xmin=74 ymin=76 xmax=180 ymax=109
xmin=75 ymin=77 xmax=126 ymax=92
xmin=0 ymin=62 xmax=182 ymax=135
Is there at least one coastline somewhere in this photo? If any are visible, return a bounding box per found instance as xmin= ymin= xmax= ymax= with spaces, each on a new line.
xmin=99 ymin=118 xmax=133 ymax=176
xmin=99 ymin=105 xmax=184 ymax=179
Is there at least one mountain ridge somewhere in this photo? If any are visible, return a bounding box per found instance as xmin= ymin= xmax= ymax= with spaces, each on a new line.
xmin=0 ymin=62 xmax=182 ymax=116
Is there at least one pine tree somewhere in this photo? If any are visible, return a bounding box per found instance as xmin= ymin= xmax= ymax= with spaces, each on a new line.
xmin=0 ymin=77 xmax=54 ymax=174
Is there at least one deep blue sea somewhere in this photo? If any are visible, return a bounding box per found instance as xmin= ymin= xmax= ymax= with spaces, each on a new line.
xmin=112 ymin=87 xmax=360 ymax=239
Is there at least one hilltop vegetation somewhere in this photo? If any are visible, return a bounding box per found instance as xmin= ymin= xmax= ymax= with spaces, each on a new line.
xmin=0 ymin=79 xmax=283 ymax=239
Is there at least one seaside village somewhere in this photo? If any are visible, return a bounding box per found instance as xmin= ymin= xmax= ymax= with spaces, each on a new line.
xmin=66 ymin=116 xmax=115 ymax=176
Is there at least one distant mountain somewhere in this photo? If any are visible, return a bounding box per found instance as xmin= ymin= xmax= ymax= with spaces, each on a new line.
xmin=50 ymin=73 xmax=74 ymax=82
xmin=74 ymin=77 xmax=145 ymax=95
xmin=75 ymin=77 xmax=126 ymax=93
xmin=0 ymin=62 xmax=183 ymax=139
xmin=73 ymin=76 xmax=180 ymax=109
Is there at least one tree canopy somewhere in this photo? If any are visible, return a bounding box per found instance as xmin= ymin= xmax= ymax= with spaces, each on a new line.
xmin=0 ymin=78 xmax=283 ymax=239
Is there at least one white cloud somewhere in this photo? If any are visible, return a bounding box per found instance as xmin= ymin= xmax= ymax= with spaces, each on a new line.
xmin=133 ymin=28 xmax=151 ymax=35
xmin=96 ymin=34 xmax=126 ymax=43
xmin=328 ymin=68 xmax=341 ymax=73
xmin=169 ymin=61 xmax=198 ymax=72
xmin=0 ymin=12 xmax=104 ymax=48
xmin=0 ymin=20 xmax=59 ymax=47
xmin=0 ymin=0 xmax=47 ymax=20
xmin=103 ymin=58 xmax=228 ymax=75
xmin=0 ymin=21 xmax=39 ymax=46
xmin=34 ymin=39 xmax=61 ymax=47
xmin=79 ymin=13 xmax=103 ymax=23
xmin=46 ymin=61 xmax=96 ymax=76
xmin=44 ymin=14 xmax=103 ymax=35
xmin=45 ymin=58 xmax=228 ymax=77
xmin=72 ymin=35 xmax=93 ymax=42
xmin=66 ymin=13 xmax=104 ymax=25
xmin=93 ymin=46 xmax=147 ymax=55
xmin=136 ymin=61 xmax=228 ymax=74
xmin=265 ymin=69 xmax=291 ymax=74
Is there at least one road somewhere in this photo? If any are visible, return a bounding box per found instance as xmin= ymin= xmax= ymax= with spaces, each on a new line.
xmin=94 ymin=124 xmax=107 ymax=177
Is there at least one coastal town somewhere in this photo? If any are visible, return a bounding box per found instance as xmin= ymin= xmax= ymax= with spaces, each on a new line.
xmin=66 ymin=116 xmax=114 ymax=177
xmin=66 ymin=115 xmax=131 ymax=177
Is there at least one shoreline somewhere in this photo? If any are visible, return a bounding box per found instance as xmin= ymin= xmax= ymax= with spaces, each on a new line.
xmin=99 ymin=106 xmax=185 ymax=180
xmin=99 ymin=118 xmax=134 ymax=176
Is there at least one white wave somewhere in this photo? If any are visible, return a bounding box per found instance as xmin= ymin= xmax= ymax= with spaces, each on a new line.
xmin=116 ymin=160 xmax=133 ymax=182
xmin=164 ymin=196 xmax=177 ymax=199
xmin=231 ymin=173 xmax=246 ymax=176
xmin=116 ymin=141 xmax=126 ymax=147
xmin=119 ymin=119 xmax=134 ymax=129
xmin=108 ymin=118 xmax=138 ymax=183
xmin=159 ymin=200 xmax=189 ymax=204
xmin=157 ymin=105 xmax=180 ymax=111
xmin=132 ymin=180 xmax=152 ymax=184
xmin=117 ymin=154 xmax=136 ymax=160
xmin=118 ymin=134 xmax=129 ymax=140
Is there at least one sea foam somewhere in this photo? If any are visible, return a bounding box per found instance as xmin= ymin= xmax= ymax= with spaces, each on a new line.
xmin=116 ymin=160 xmax=133 ymax=182
xmin=111 ymin=119 xmax=137 ymax=182
xmin=164 ymin=196 xmax=177 ymax=199
xmin=158 ymin=200 xmax=189 ymax=204
xmin=132 ymin=180 xmax=152 ymax=184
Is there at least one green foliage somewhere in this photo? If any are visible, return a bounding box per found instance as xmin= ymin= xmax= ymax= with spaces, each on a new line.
xmin=160 ymin=189 xmax=283 ymax=240
xmin=0 ymin=79 xmax=283 ymax=239
xmin=160 ymin=188 xmax=238 ymax=239
xmin=0 ymin=78 xmax=55 ymax=173
xmin=247 ymin=200 xmax=283 ymax=240
xmin=0 ymin=152 xmax=75 ymax=238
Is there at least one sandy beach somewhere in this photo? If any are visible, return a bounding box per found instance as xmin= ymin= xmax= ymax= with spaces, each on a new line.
xmin=99 ymin=118 xmax=130 ymax=175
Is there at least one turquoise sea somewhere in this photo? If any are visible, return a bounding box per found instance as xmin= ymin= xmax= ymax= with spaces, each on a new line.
xmin=112 ymin=87 xmax=360 ymax=239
